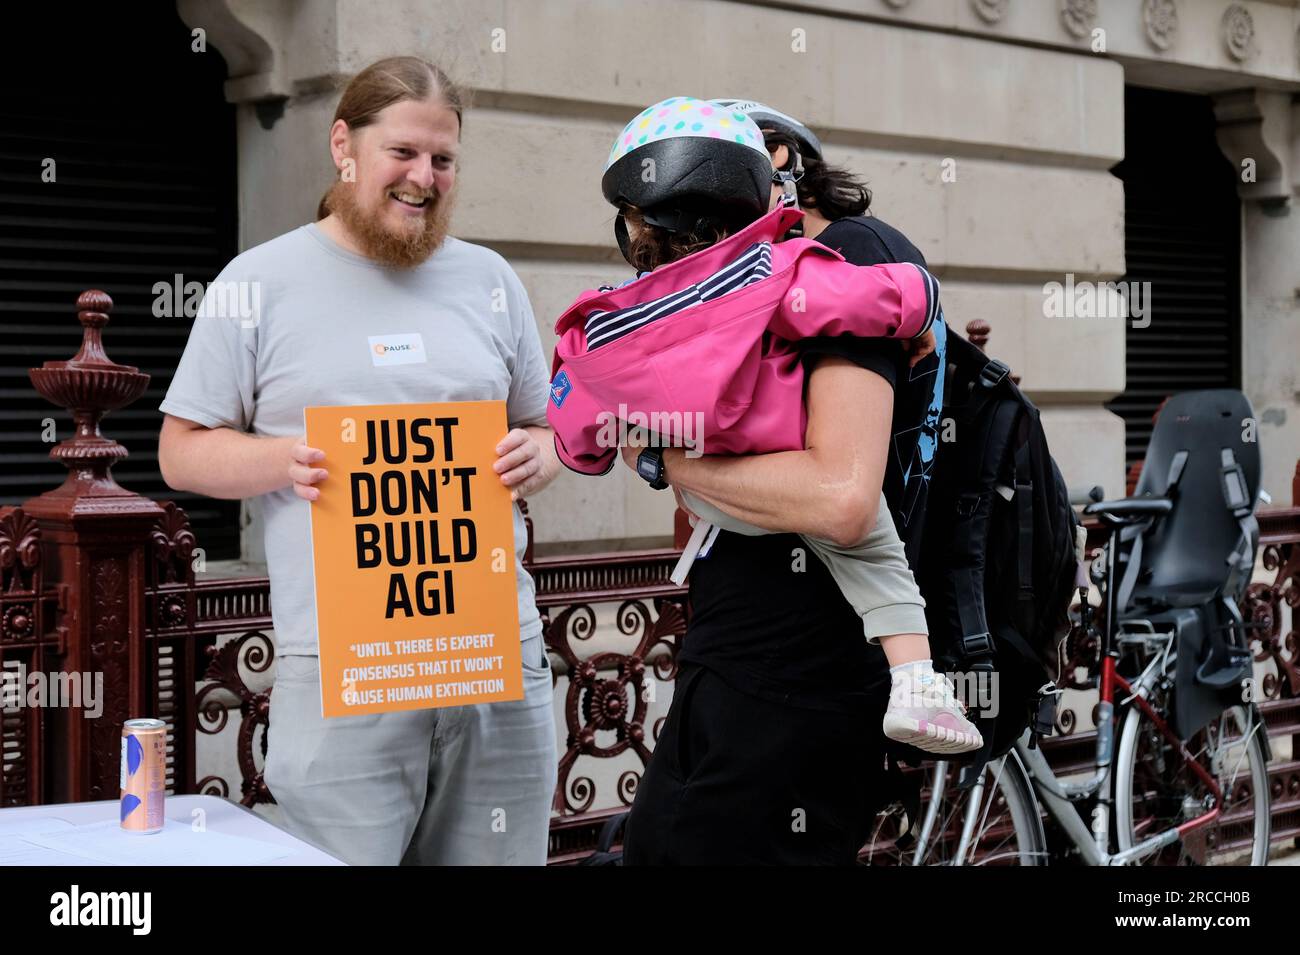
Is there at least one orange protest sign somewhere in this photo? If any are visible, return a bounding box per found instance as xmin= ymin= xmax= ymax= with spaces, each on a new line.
xmin=304 ymin=401 xmax=522 ymax=718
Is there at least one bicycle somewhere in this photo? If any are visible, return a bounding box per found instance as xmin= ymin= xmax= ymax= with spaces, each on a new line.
xmin=866 ymin=642 xmax=1271 ymax=866
xmin=865 ymin=389 xmax=1274 ymax=866
xmin=865 ymin=615 xmax=1273 ymax=866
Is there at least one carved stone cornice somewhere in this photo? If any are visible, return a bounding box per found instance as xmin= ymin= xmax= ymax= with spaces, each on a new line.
xmin=175 ymin=0 xmax=292 ymax=107
xmin=1212 ymin=88 xmax=1296 ymax=206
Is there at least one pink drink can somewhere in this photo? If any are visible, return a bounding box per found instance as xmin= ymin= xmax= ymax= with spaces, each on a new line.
xmin=120 ymin=718 xmax=166 ymax=833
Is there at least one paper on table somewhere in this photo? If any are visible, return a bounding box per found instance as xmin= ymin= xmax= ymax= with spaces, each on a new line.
xmin=0 ymin=817 xmax=75 ymax=837
xmin=0 ymin=833 xmax=88 ymax=866
xmin=0 ymin=818 xmax=84 ymax=865
xmin=24 ymin=819 xmax=294 ymax=866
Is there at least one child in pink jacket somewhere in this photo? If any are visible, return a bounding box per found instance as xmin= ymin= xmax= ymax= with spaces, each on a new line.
xmin=548 ymin=97 xmax=981 ymax=756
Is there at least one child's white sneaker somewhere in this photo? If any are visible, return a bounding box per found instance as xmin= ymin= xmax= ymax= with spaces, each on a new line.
xmin=882 ymin=661 xmax=983 ymax=755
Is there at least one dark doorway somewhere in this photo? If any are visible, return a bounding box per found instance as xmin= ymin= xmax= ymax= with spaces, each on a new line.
xmin=1107 ymin=87 xmax=1243 ymax=476
xmin=0 ymin=3 xmax=241 ymax=558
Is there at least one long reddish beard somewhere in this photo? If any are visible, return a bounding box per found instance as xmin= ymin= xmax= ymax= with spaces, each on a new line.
xmin=324 ymin=178 xmax=456 ymax=268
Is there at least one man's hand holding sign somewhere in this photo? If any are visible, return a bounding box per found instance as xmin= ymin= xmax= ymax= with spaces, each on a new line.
xmin=290 ymin=421 xmax=552 ymax=503
xmin=299 ymin=401 xmax=540 ymax=718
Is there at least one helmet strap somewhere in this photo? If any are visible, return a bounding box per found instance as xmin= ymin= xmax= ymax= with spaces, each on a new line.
xmin=614 ymin=211 xmax=633 ymax=265
xmin=640 ymin=206 xmax=697 ymax=232
xmin=775 ymin=180 xmax=804 ymax=240
xmin=773 ymin=148 xmax=805 ymax=240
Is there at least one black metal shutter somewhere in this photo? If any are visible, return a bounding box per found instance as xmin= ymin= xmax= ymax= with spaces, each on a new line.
xmin=0 ymin=6 xmax=240 ymax=557
xmin=1108 ymin=87 xmax=1242 ymax=466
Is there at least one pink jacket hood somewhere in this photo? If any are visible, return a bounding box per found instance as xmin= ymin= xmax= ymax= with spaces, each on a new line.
xmin=548 ymin=203 xmax=939 ymax=475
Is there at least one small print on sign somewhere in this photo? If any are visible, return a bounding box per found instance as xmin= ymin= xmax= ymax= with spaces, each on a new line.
xmin=368 ymin=332 xmax=426 ymax=366
xmin=305 ymin=401 xmax=522 ymax=718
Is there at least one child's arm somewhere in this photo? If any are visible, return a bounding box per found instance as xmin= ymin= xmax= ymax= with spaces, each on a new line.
xmin=770 ymin=252 xmax=939 ymax=343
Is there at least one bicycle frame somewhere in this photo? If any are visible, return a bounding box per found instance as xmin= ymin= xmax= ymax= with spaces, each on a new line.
xmin=936 ymin=652 xmax=1224 ymax=865
xmin=915 ymin=514 xmax=1268 ymax=867
xmin=1012 ymin=653 xmax=1223 ymax=866
xmin=943 ymin=520 xmax=1232 ymax=866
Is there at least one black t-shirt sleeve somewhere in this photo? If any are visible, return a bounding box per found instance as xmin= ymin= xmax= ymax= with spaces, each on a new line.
xmin=798 ymin=336 xmax=900 ymax=389
xmin=797 ymin=217 xmax=912 ymax=389
xmin=815 ymin=219 xmax=896 ymax=267
xmin=816 ymin=215 xmax=929 ymax=270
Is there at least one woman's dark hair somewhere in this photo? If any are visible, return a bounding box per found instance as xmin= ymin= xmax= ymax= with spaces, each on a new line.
xmin=765 ymin=131 xmax=872 ymax=221
xmin=622 ymin=206 xmax=730 ymax=273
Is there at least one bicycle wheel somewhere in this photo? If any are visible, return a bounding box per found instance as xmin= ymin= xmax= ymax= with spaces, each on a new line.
xmin=862 ymin=750 xmax=1047 ymax=865
xmin=1115 ymin=699 xmax=1271 ymax=865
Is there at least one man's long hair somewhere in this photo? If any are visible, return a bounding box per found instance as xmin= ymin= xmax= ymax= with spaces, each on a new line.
xmin=316 ymin=56 xmax=468 ymax=220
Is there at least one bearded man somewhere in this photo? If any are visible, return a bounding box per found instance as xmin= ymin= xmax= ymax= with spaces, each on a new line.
xmin=157 ymin=57 xmax=560 ymax=866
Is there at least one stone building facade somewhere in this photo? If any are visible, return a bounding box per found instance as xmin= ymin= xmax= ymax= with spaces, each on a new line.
xmin=178 ymin=0 xmax=1300 ymax=555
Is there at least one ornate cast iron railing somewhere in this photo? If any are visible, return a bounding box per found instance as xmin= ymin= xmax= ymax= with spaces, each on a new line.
xmin=1 ymin=292 xmax=1295 ymax=866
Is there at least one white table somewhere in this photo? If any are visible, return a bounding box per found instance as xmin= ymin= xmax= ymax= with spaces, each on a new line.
xmin=0 ymin=794 xmax=345 ymax=866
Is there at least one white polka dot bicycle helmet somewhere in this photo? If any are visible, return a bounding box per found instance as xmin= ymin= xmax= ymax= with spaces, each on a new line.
xmin=601 ymin=96 xmax=774 ymax=261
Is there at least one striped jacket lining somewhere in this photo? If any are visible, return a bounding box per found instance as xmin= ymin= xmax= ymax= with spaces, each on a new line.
xmin=585 ymin=243 xmax=937 ymax=350
xmin=585 ymin=242 xmax=773 ymax=349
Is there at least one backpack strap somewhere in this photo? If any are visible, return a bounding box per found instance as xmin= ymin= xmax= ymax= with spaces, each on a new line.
xmin=965 ymin=354 xmax=1012 ymax=422
xmin=948 ymin=397 xmax=1022 ymax=668
xmin=944 ymin=330 xmax=1009 ymax=420
xmin=1013 ymin=439 xmax=1034 ymax=601
xmin=951 ymin=491 xmax=996 ymax=665
xmin=941 ymin=340 xmax=1018 ymax=667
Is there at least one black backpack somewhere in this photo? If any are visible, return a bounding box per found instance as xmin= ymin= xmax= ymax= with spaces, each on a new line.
xmin=907 ymin=330 xmax=1080 ymax=784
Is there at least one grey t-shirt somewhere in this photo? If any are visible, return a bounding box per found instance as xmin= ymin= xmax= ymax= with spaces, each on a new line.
xmin=160 ymin=223 xmax=550 ymax=656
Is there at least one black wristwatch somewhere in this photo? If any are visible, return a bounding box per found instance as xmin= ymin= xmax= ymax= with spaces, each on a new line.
xmin=635 ymin=447 xmax=669 ymax=490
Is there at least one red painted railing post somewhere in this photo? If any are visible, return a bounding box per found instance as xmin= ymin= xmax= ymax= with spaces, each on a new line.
xmin=22 ymin=290 xmax=163 ymax=803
